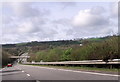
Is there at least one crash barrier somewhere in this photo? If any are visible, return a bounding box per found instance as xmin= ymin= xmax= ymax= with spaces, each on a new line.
xmin=23 ymin=59 xmax=120 ymax=69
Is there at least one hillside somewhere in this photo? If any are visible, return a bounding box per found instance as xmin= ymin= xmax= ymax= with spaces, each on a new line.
xmin=1 ymin=35 xmax=119 ymax=66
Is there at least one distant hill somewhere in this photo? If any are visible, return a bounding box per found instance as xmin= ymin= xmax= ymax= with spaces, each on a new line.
xmin=2 ymin=35 xmax=119 ymax=66
xmin=2 ymin=36 xmax=111 ymax=48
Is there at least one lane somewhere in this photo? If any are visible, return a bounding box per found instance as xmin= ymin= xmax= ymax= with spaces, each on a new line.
xmin=16 ymin=64 xmax=119 ymax=80
xmin=1 ymin=65 xmax=34 ymax=80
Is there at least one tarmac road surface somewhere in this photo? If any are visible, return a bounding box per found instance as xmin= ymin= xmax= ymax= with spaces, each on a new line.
xmin=1 ymin=64 xmax=119 ymax=82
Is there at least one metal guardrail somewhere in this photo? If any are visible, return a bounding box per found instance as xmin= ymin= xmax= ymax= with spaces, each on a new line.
xmin=10 ymin=56 xmax=30 ymax=58
xmin=23 ymin=60 xmax=120 ymax=65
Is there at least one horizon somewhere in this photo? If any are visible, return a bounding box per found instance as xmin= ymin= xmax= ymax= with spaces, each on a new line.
xmin=1 ymin=34 xmax=118 ymax=45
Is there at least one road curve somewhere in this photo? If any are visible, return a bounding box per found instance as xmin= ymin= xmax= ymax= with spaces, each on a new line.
xmin=1 ymin=64 xmax=119 ymax=82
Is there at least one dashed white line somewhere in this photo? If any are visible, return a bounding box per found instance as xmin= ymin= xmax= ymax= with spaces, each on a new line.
xmin=36 ymin=80 xmax=40 ymax=82
xmin=22 ymin=71 xmax=24 ymax=73
xmin=27 ymin=74 xmax=30 ymax=76
xmin=2 ymin=71 xmax=21 ymax=75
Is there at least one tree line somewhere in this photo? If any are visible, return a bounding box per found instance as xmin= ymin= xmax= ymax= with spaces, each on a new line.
xmin=28 ymin=36 xmax=119 ymax=62
xmin=1 ymin=35 xmax=119 ymax=67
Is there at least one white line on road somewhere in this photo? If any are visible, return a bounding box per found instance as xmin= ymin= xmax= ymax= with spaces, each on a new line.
xmin=33 ymin=66 xmax=119 ymax=77
xmin=65 ymin=70 xmax=119 ymax=77
xmin=36 ymin=80 xmax=41 ymax=82
xmin=22 ymin=71 xmax=24 ymax=73
xmin=27 ymin=74 xmax=30 ymax=76
xmin=2 ymin=71 xmax=22 ymax=75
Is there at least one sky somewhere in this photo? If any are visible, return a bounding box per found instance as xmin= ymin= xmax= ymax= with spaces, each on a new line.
xmin=1 ymin=2 xmax=118 ymax=44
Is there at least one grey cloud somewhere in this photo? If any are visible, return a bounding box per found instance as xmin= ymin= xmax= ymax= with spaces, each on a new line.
xmin=91 ymin=6 xmax=105 ymax=14
xmin=3 ymin=2 xmax=51 ymax=34
xmin=2 ymin=2 xmax=54 ymax=44
xmin=72 ymin=7 xmax=110 ymax=28
xmin=52 ymin=18 xmax=72 ymax=27
xmin=2 ymin=2 xmax=118 ymax=44
xmin=71 ymin=6 xmax=116 ymax=38
xmin=52 ymin=18 xmax=75 ymax=39
xmin=14 ymin=3 xmax=50 ymax=18
xmin=2 ymin=2 xmax=50 ymax=19
xmin=71 ymin=26 xmax=113 ymax=38
xmin=60 ymin=2 xmax=76 ymax=9
xmin=110 ymin=2 xmax=119 ymax=18
xmin=2 ymin=15 xmax=13 ymax=24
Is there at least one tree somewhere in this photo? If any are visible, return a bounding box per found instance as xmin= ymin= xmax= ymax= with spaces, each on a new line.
xmin=61 ymin=48 xmax=72 ymax=61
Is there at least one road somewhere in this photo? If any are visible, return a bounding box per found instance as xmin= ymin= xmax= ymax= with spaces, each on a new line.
xmin=0 ymin=64 xmax=119 ymax=82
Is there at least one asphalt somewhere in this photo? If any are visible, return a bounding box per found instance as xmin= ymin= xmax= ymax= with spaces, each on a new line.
xmin=0 ymin=64 xmax=119 ymax=82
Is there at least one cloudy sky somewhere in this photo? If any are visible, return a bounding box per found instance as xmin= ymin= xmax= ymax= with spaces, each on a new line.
xmin=2 ymin=2 xmax=118 ymax=44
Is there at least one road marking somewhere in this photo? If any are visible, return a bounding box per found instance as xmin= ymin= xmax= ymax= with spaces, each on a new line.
xmin=36 ymin=80 xmax=40 ymax=82
xmin=69 ymin=70 xmax=119 ymax=77
xmin=2 ymin=71 xmax=22 ymax=75
xmin=59 ymin=69 xmax=119 ymax=77
xmin=33 ymin=66 xmax=119 ymax=77
xmin=22 ymin=70 xmax=24 ymax=72
xmin=27 ymin=74 xmax=30 ymax=76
